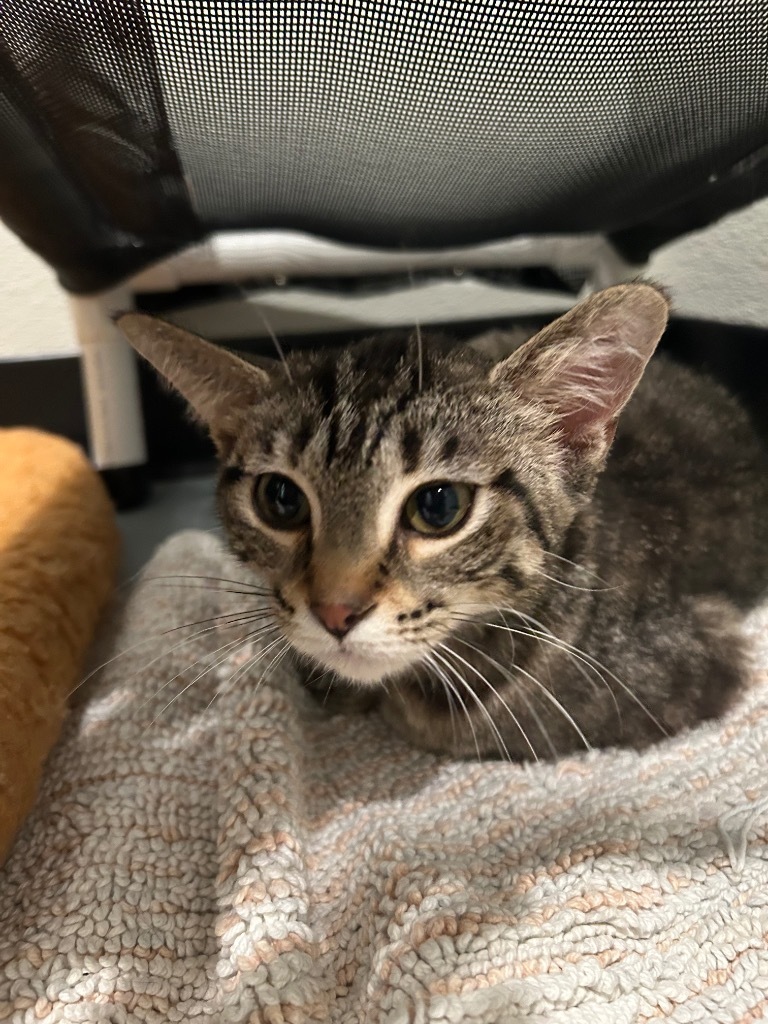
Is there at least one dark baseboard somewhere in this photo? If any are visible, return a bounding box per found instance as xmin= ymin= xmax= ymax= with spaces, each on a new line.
xmin=0 ymin=355 xmax=89 ymax=451
xmin=0 ymin=353 xmax=217 ymax=481
xmin=100 ymin=465 xmax=151 ymax=509
xmin=1 ymin=316 xmax=766 ymax=482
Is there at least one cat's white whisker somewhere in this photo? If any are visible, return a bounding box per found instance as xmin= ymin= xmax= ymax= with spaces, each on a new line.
xmin=315 ymin=665 xmax=348 ymax=707
xmin=452 ymin=634 xmax=557 ymax=759
xmin=70 ymin=610 xmax=274 ymax=699
xmin=141 ymin=629 xmax=274 ymax=730
xmin=304 ymin=666 xmax=331 ymax=689
xmin=257 ymin=308 xmax=293 ymax=384
xmin=513 ymin=686 xmax=557 ymax=759
xmin=442 ymin=610 xmax=592 ymax=751
xmin=507 ymin=609 xmax=668 ymax=736
xmin=161 ymin=608 xmax=273 ymax=635
xmin=144 ymin=573 xmax=270 ymax=588
xmin=436 ymin=643 xmax=535 ymax=762
xmin=432 ymin=647 xmax=515 ymax=763
xmin=145 ymin=628 xmax=286 ymax=730
xmin=411 ymin=665 xmax=430 ymax=702
xmin=138 ymin=624 xmax=280 ymax=720
xmin=451 ymin=602 xmax=623 ymax=723
xmin=540 ymin=550 xmax=611 ymax=585
xmin=490 ymin=604 xmax=616 ymax=707
xmin=496 ymin=609 xmax=516 ymax=664
xmin=203 ymin=636 xmax=284 ymax=713
xmin=210 ymin=634 xmax=291 ymax=712
xmin=143 ymin=573 xmax=272 ymax=595
xmin=424 ymin=653 xmax=482 ymax=763
xmin=148 ymin=583 xmax=271 ymax=598
xmin=431 ymin=664 xmax=459 ymax=749
xmin=532 ymin=569 xmax=619 ymax=593
xmin=504 ymin=658 xmax=592 ymax=753
xmin=421 ymin=659 xmax=456 ymax=749
xmin=407 ymin=265 xmax=423 ymax=392
xmin=492 ymin=608 xmax=560 ymax=754
xmin=254 ymin=638 xmax=292 ymax=688
xmin=456 ymin=610 xmax=621 ymax=722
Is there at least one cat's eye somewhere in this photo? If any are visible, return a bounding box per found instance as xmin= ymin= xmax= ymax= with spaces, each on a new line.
xmin=402 ymin=482 xmax=474 ymax=536
xmin=253 ymin=473 xmax=310 ymax=530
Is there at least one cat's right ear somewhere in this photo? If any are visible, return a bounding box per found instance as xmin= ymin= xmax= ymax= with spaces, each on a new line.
xmin=490 ymin=283 xmax=669 ymax=468
xmin=116 ymin=313 xmax=271 ymax=457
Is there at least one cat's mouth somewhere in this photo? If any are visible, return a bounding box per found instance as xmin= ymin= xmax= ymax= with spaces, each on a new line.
xmin=289 ymin=632 xmax=422 ymax=685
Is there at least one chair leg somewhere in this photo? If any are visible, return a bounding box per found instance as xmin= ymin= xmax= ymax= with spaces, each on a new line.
xmin=68 ymin=287 xmax=149 ymax=509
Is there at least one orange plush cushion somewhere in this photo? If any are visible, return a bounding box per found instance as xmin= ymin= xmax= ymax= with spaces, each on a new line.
xmin=0 ymin=428 xmax=119 ymax=862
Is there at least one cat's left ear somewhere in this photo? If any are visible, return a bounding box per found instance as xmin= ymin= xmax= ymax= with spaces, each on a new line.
xmin=491 ymin=283 xmax=669 ymax=461
xmin=116 ymin=313 xmax=272 ymax=457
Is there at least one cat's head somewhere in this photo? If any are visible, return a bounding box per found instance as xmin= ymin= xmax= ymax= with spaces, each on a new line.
xmin=118 ymin=284 xmax=668 ymax=685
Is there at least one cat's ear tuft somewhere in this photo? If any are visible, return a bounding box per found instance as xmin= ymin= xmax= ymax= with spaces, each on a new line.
xmin=117 ymin=313 xmax=271 ymax=456
xmin=491 ymin=283 xmax=669 ymax=460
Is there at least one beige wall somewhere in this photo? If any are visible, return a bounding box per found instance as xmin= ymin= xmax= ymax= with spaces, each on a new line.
xmin=1 ymin=196 xmax=767 ymax=361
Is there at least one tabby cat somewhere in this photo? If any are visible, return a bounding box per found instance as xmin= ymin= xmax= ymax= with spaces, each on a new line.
xmin=118 ymin=284 xmax=768 ymax=761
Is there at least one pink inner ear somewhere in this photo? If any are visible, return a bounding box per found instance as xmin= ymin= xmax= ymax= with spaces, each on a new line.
xmin=550 ymin=338 xmax=647 ymax=448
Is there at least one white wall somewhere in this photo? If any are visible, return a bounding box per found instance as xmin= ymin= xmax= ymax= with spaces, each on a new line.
xmin=649 ymin=196 xmax=768 ymax=328
xmin=0 ymin=220 xmax=78 ymax=359
xmin=1 ymin=196 xmax=767 ymax=361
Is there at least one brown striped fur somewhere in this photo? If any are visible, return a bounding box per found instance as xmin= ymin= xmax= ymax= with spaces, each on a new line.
xmin=118 ymin=284 xmax=768 ymax=761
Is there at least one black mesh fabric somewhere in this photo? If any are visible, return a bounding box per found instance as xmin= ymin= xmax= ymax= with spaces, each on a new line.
xmin=1 ymin=1 xmax=767 ymax=292
xmin=0 ymin=0 xmax=202 ymax=290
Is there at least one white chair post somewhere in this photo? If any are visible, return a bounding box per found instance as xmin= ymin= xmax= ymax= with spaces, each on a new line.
xmin=68 ymin=287 xmax=148 ymax=507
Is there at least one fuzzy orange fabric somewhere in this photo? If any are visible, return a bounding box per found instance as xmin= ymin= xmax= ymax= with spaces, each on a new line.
xmin=0 ymin=428 xmax=119 ymax=863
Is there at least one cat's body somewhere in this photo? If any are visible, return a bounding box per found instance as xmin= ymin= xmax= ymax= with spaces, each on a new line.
xmin=118 ymin=285 xmax=768 ymax=762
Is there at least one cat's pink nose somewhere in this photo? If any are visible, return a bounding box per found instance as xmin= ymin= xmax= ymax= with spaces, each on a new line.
xmin=311 ymin=602 xmax=375 ymax=639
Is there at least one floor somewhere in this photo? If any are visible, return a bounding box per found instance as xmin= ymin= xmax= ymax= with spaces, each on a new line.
xmin=117 ymin=473 xmax=219 ymax=581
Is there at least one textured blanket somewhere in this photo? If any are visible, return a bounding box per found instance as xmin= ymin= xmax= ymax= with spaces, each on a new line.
xmin=2 ymin=530 xmax=768 ymax=1023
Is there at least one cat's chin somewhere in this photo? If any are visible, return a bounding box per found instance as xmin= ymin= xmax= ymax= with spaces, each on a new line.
xmin=293 ymin=639 xmax=418 ymax=686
